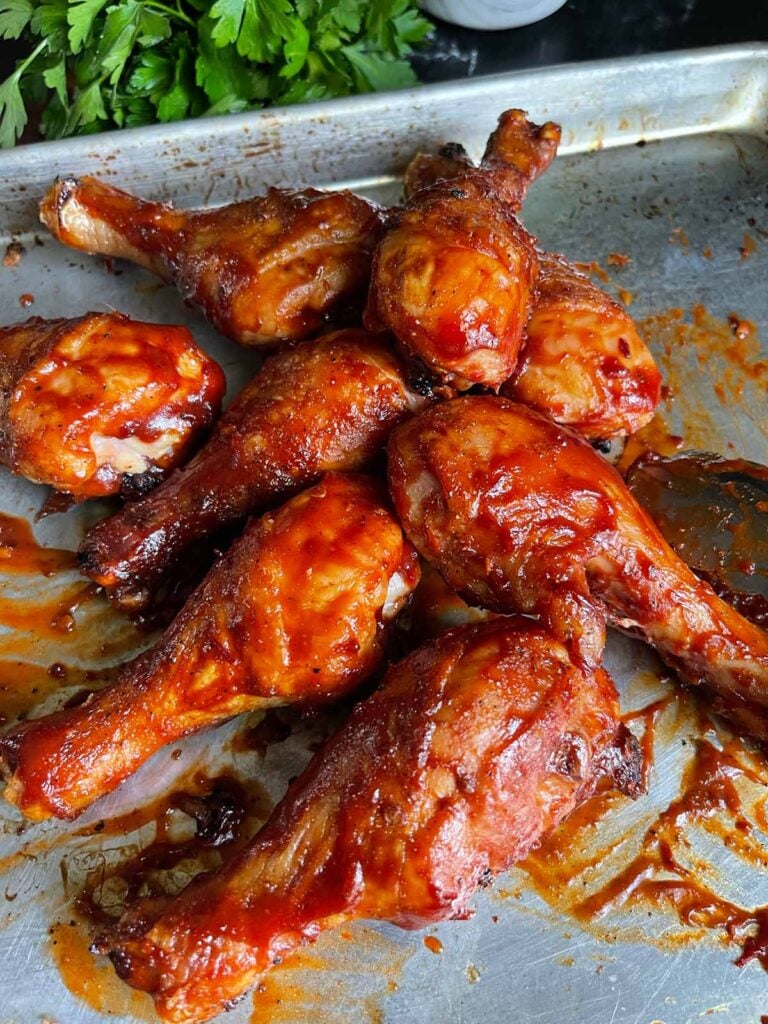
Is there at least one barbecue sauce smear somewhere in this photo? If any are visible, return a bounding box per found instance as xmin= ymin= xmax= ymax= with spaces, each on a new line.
xmin=0 ymin=510 xmax=148 ymax=726
xmin=517 ymin=686 xmax=768 ymax=968
xmin=622 ymin=304 xmax=768 ymax=466
xmin=49 ymin=770 xmax=273 ymax=1018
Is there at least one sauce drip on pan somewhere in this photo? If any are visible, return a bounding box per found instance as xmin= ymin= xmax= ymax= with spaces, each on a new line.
xmin=69 ymin=772 xmax=270 ymax=929
xmin=0 ymin=512 xmax=76 ymax=575
xmin=632 ymin=305 xmax=768 ymax=455
xmin=622 ymin=693 xmax=676 ymax=791
xmin=0 ymin=580 xmax=95 ymax=639
xmin=48 ymin=772 xmax=272 ymax=1017
xmin=48 ymin=919 xmax=155 ymax=1020
xmin=520 ymin=692 xmax=768 ymax=970
xmin=616 ymin=413 xmax=684 ymax=475
xmin=249 ymin=926 xmax=414 ymax=1024
xmin=0 ymin=511 xmax=147 ymax=725
xmin=0 ymin=660 xmax=112 ymax=727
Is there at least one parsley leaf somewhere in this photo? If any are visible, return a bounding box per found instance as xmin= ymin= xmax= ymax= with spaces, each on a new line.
xmin=0 ymin=72 xmax=27 ymax=147
xmin=66 ymin=78 xmax=108 ymax=133
xmin=343 ymin=43 xmax=418 ymax=92
xmin=196 ymin=14 xmax=267 ymax=104
xmin=42 ymin=55 xmax=67 ymax=105
xmin=68 ymin=0 xmax=109 ymax=53
xmin=0 ymin=0 xmax=32 ymax=40
xmin=208 ymin=0 xmax=243 ymax=46
xmin=30 ymin=0 xmax=67 ymax=52
xmin=0 ymin=0 xmax=433 ymax=147
xmin=156 ymin=45 xmax=194 ymax=121
xmin=280 ymin=15 xmax=308 ymax=78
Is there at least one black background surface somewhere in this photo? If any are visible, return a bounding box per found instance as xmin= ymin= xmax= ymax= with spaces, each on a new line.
xmin=415 ymin=0 xmax=766 ymax=81
xmin=0 ymin=0 xmax=766 ymax=139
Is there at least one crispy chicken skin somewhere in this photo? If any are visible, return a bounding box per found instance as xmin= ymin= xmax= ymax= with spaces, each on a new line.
xmin=97 ymin=618 xmax=641 ymax=1024
xmin=0 ymin=313 xmax=223 ymax=499
xmin=366 ymin=110 xmax=560 ymax=390
xmin=388 ymin=397 xmax=768 ymax=738
xmin=403 ymin=149 xmax=661 ymax=438
xmin=504 ymin=252 xmax=661 ymax=438
xmin=40 ymin=177 xmax=384 ymax=347
xmin=0 ymin=474 xmax=419 ymax=821
xmin=79 ymin=329 xmax=428 ymax=612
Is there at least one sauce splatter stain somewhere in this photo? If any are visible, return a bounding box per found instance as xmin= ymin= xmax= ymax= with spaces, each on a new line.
xmin=47 ymin=919 xmax=155 ymax=1020
xmin=740 ymin=233 xmax=757 ymax=260
xmin=3 ymin=241 xmax=24 ymax=268
xmin=517 ymin=694 xmax=768 ymax=969
xmin=635 ymin=305 xmax=768 ymax=456
xmin=607 ymin=252 xmax=630 ymax=268
xmin=465 ymin=962 xmax=481 ymax=982
xmin=0 ymin=513 xmax=76 ymax=576
xmin=423 ymin=935 xmax=443 ymax=954
xmin=250 ymin=925 xmax=413 ymax=1024
xmin=573 ymin=260 xmax=610 ymax=284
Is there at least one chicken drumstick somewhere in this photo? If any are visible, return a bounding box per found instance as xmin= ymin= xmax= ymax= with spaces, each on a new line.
xmin=0 ymin=313 xmax=223 ymax=500
xmin=365 ymin=110 xmax=560 ymax=390
xmin=0 ymin=474 xmax=419 ymax=820
xmin=80 ymin=328 xmax=428 ymax=612
xmin=388 ymin=396 xmax=768 ymax=738
xmin=403 ymin=146 xmax=661 ymax=438
xmin=40 ymin=177 xmax=384 ymax=347
xmin=97 ymin=617 xmax=641 ymax=1024
xmin=504 ymin=251 xmax=661 ymax=438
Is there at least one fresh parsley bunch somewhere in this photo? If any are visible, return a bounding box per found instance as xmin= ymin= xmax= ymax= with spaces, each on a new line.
xmin=0 ymin=0 xmax=432 ymax=147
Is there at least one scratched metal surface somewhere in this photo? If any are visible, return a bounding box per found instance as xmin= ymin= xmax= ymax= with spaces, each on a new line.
xmin=0 ymin=44 xmax=766 ymax=1024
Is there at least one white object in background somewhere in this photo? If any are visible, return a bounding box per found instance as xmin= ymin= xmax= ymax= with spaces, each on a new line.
xmin=421 ymin=0 xmax=568 ymax=30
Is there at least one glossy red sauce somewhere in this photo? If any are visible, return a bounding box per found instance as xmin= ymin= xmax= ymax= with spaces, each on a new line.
xmin=635 ymin=305 xmax=768 ymax=454
xmin=49 ymin=773 xmax=272 ymax=1014
xmin=48 ymin=919 xmax=155 ymax=1020
xmin=73 ymin=773 xmax=271 ymax=929
xmin=0 ymin=512 xmax=77 ymax=575
xmin=520 ymin=703 xmax=768 ymax=970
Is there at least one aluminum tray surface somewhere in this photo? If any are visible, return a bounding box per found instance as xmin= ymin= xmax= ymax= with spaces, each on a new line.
xmin=0 ymin=44 xmax=767 ymax=1024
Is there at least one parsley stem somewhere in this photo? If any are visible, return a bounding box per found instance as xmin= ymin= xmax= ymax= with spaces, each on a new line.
xmin=15 ymin=38 xmax=48 ymax=80
xmin=143 ymin=0 xmax=195 ymax=28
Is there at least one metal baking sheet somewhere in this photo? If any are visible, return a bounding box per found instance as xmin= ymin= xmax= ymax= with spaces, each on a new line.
xmin=0 ymin=43 xmax=767 ymax=1024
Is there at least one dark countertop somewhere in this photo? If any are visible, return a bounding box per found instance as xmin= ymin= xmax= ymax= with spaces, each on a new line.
xmin=1 ymin=0 xmax=765 ymax=134
xmin=416 ymin=0 xmax=766 ymax=81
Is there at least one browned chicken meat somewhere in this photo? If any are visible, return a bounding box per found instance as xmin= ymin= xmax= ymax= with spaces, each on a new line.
xmin=0 ymin=313 xmax=224 ymax=500
xmin=388 ymin=396 xmax=768 ymax=738
xmin=79 ymin=328 xmax=428 ymax=611
xmin=403 ymin=147 xmax=661 ymax=437
xmin=0 ymin=473 xmax=419 ymax=820
xmin=40 ymin=177 xmax=384 ymax=347
xmin=96 ymin=617 xmax=641 ymax=1023
xmin=365 ymin=110 xmax=560 ymax=390
xmin=503 ymin=252 xmax=661 ymax=438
